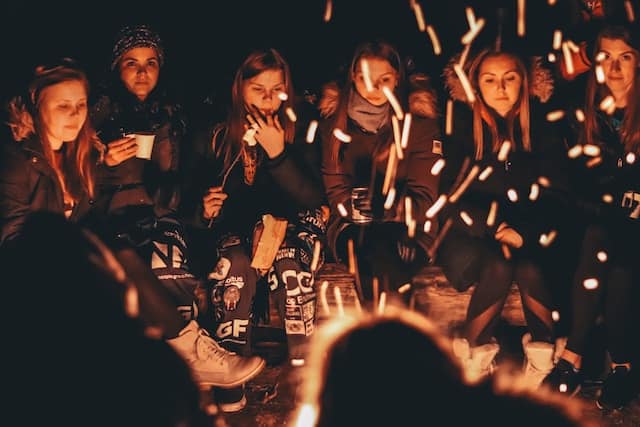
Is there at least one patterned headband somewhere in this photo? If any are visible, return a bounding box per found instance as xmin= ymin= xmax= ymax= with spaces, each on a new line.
xmin=111 ymin=24 xmax=164 ymax=70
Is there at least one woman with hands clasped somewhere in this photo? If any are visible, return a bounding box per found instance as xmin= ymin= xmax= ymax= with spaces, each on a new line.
xmin=438 ymin=46 xmax=571 ymax=388
xmin=184 ymin=48 xmax=327 ymax=412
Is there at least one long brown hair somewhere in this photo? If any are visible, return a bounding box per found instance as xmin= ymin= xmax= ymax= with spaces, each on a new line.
xmin=584 ymin=25 xmax=640 ymax=154
xmin=7 ymin=60 xmax=100 ymax=200
xmin=467 ymin=49 xmax=531 ymax=160
xmin=327 ymin=40 xmax=407 ymax=167
xmin=217 ymin=48 xmax=296 ymax=173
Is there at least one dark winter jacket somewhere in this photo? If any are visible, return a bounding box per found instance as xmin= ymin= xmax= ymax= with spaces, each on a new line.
xmin=440 ymin=101 xmax=570 ymax=249
xmin=319 ymin=100 xmax=442 ymax=255
xmin=0 ymin=136 xmax=95 ymax=244
xmin=570 ymin=108 xmax=640 ymax=226
xmin=90 ymin=83 xmax=186 ymax=214
xmin=185 ymin=120 xmax=326 ymax=240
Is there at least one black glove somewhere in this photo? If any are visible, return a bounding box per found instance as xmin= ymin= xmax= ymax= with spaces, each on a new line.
xmin=396 ymin=237 xmax=417 ymax=264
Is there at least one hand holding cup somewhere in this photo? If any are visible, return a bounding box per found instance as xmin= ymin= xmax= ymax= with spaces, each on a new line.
xmin=104 ymin=136 xmax=138 ymax=166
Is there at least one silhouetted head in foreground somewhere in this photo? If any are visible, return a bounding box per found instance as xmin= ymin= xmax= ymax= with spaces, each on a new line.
xmin=2 ymin=211 xmax=209 ymax=426
xmin=295 ymin=307 xmax=594 ymax=427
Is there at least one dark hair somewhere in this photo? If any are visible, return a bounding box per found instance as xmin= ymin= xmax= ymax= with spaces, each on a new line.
xmin=300 ymin=310 xmax=465 ymax=426
xmin=584 ymin=24 xmax=640 ymax=154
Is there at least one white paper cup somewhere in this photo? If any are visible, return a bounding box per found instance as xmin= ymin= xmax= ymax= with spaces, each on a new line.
xmin=133 ymin=132 xmax=155 ymax=159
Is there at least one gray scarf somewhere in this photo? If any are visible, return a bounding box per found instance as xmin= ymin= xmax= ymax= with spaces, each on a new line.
xmin=347 ymin=90 xmax=390 ymax=133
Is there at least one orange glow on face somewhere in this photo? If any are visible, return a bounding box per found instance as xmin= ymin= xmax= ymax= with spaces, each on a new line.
xmin=598 ymin=38 xmax=637 ymax=102
xmin=242 ymin=69 xmax=285 ymax=116
xmin=478 ymin=55 xmax=522 ymax=117
xmin=118 ymin=47 xmax=160 ymax=101
xmin=353 ymin=57 xmax=398 ymax=106
xmin=39 ymin=80 xmax=88 ymax=148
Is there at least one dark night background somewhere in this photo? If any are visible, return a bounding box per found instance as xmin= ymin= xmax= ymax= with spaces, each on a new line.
xmin=0 ymin=0 xmax=621 ymax=124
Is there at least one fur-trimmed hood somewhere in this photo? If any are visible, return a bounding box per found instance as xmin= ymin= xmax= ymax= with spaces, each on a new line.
xmin=443 ymin=52 xmax=554 ymax=104
xmin=318 ymin=72 xmax=439 ymax=120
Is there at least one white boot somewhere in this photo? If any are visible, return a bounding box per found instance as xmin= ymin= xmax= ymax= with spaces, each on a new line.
xmin=521 ymin=333 xmax=555 ymax=390
xmin=167 ymin=320 xmax=265 ymax=388
xmin=452 ymin=338 xmax=500 ymax=384
xmin=553 ymin=336 xmax=568 ymax=364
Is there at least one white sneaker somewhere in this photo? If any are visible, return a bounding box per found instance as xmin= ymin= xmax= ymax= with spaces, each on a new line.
xmin=521 ymin=333 xmax=555 ymax=390
xmin=167 ymin=320 xmax=265 ymax=388
xmin=452 ymin=338 xmax=499 ymax=383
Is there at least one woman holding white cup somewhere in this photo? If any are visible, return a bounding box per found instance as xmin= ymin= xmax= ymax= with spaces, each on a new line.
xmin=88 ymin=26 xmax=206 ymax=343
xmin=89 ymin=24 xmax=187 ymax=242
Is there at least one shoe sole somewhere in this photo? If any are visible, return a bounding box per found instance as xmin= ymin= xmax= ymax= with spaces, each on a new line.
xmin=595 ymin=397 xmax=625 ymax=411
xmin=218 ymin=395 xmax=248 ymax=413
xmin=198 ymin=358 xmax=266 ymax=389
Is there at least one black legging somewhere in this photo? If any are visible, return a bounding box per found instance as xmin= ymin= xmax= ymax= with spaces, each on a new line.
xmin=334 ymin=222 xmax=429 ymax=303
xmin=439 ymin=231 xmax=554 ymax=346
xmin=566 ymin=223 xmax=637 ymax=363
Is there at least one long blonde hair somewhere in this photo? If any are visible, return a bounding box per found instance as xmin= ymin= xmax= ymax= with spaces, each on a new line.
xmin=467 ymin=49 xmax=531 ymax=160
xmin=7 ymin=60 xmax=101 ymax=200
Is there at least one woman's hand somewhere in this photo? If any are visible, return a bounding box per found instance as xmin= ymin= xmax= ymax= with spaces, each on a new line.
xmin=246 ymin=106 xmax=285 ymax=159
xmin=494 ymin=222 xmax=523 ymax=248
xmin=318 ymin=81 xmax=339 ymax=118
xmin=202 ymin=186 xmax=228 ymax=220
xmin=104 ymin=136 xmax=137 ymax=167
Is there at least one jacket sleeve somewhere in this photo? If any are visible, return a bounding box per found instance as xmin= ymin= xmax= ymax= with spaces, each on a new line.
xmin=179 ymin=126 xmax=221 ymax=229
xmin=506 ymin=118 xmax=572 ymax=248
xmin=320 ymin=123 xmax=354 ymax=216
xmin=152 ymin=103 xmax=187 ymax=173
xmin=266 ymin=137 xmax=326 ymax=210
xmin=569 ymin=133 xmax=640 ymax=223
xmin=441 ymin=104 xmax=507 ymax=199
xmin=440 ymin=111 xmax=502 ymax=238
xmin=152 ymin=122 xmax=177 ymax=172
xmin=0 ymin=145 xmax=31 ymax=244
xmin=404 ymin=117 xmax=442 ymax=236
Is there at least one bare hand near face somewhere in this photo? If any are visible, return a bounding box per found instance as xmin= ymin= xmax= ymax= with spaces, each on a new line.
xmin=318 ymin=81 xmax=339 ymax=118
xmin=494 ymin=222 xmax=523 ymax=248
xmin=202 ymin=186 xmax=228 ymax=220
xmin=104 ymin=136 xmax=138 ymax=166
xmin=246 ymin=105 xmax=285 ymax=159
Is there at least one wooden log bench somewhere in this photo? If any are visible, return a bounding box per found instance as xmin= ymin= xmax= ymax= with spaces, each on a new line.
xmin=264 ymin=262 xmax=359 ymax=328
xmin=411 ymin=265 xmax=525 ymax=335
